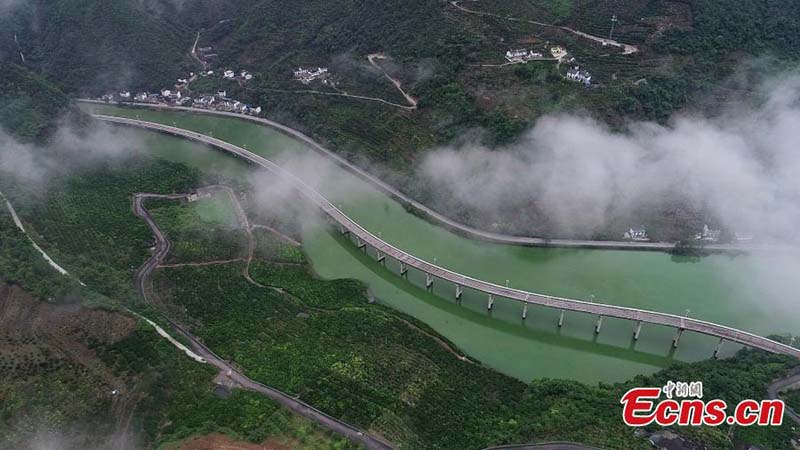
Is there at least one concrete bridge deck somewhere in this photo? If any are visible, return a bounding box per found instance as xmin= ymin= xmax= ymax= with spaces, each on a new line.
xmin=95 ymin=114 xmax=800 ymax=360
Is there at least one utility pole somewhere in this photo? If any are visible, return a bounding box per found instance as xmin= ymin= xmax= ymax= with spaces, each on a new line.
xmin=609 ymin=15 xmax=618 ymax=40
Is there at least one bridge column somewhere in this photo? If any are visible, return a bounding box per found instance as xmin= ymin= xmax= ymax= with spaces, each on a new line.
xmin=377 ymin=250 xmax=385 ymax=264
xmin=455 ymin=284 xmax=463 ymax=300
xmin=633 ymin=321 xmax=643 ymax=340
xmin=340 ymin=225 xmax=350 ymax=236
xmin=713 ymin=338 xmax=724 ymax=359
xmin=558 ymin=310 xmax=565 ymax=327
xmin=672 ymin=328 xmax=684 ymax=348
xmin=356 ymin=237 xmax=366 ymax=251
xmin=595 ymin=316 xmax=603 ymax=334
xmin=487 ymin=294 xmax=495 ymax=310
xmin=522 ymin=304 xmax=528 ymax=320
xmin=425 ymin=273 xmax=433 ymax=290
xmin=400 ymin=262 xmax=408 ymax=278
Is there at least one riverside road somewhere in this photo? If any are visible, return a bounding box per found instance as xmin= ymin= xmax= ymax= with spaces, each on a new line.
xmin=105 ymin=115 xmax=800 ymax=361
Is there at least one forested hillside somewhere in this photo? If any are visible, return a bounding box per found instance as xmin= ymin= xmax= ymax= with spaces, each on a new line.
xmin=0 ymin=65 xmax=69 ymax=140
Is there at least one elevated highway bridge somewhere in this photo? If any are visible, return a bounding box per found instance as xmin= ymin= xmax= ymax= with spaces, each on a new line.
xmin=94 ymin=114 xmax=800 ymax=360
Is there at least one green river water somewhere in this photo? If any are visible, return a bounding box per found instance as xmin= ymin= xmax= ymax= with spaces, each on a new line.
xmin=84 ymin=104 xmax=800 ymax=384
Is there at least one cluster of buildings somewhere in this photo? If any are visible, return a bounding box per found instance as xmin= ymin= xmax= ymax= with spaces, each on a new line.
xmin=99 ymin=89 xmax=262 ymax=116
xmin=223 ymin=69 xmax=253 ymax=81
xmin=566 ymin=66 xmax=592 ymax=85
xmin=504 ymin=48 xmax=544 ymax=63
xmin=195 ymin=91 xmax=262 ymax=115
xmin=293 ymin=67 xmax=329 ymax=84
xmin=623 ymin=226 xmax=649 ymax=241
xmin=695 ymin=224 xmax=721 ymax=242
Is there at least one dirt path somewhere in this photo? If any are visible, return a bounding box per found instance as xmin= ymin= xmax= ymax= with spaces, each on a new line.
xmin=450 ymin=0 xmax=639 ymax=54
xmin=367 ymin=53 xmax=419 ymax=108
xmin=262 ymin=87 xmax=417 ymax=111
xmin=132 ymin=191 xmax=394 ymax=450
xmin=1 ymin=190 xmax=84 ymax=284
xmin=251 ymin=224 xmax=302 ymax=247
xmin=159 ymin=258 xmax=245 ymax=268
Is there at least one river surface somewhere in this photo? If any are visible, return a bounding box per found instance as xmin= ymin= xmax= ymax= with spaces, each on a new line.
xmin=84 ymin=104 xmax=800 ymax=384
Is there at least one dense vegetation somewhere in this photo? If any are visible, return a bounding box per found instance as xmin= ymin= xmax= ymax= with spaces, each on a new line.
xmin=148 ymin=192 xmax=249 ymax=264
xmin=1 ymin=142 xmax=798 ymax=448
xmin=784 ymin=388 xmax=800 ymax=413
xmin=0 ymin=64 xmax=70 ymax=140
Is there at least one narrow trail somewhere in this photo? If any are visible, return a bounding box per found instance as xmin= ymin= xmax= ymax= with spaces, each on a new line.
xmin=132 ymin=191 xmax=394 ymax=450
xmin=450 ymin=0 xmax=639 ymax=55
xmin=0 ymin=190 xmax=84 ymax=285
xmin=367 ymin=53 xmax=419 ymax=108
xmin=262 ymin=87 xmax=417 ymax=111
xmin=251 ymin=224 xmax=302 ymax=247
xmin=158 ymin=258 xmax=245 ymax=268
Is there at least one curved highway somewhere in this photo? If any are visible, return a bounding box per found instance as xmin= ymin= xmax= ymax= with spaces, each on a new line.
xmin=132 ymin=192 xmax=394 ymax=450
xmin=100 ymin=115 xmax=800 ymax=360
xmin=80 ymin=99 xmax=777 ymax=253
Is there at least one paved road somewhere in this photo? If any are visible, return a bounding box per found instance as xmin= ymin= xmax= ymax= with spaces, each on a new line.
xmin=767 ymin=371 xmax=800 ymax=425
xmin=79 ymin=99 xmax=777 ymax=253
xmin=107 ymin=116 xmax=800 ymax=360
xmin=132 ymin=193 xmax=394 ymax=450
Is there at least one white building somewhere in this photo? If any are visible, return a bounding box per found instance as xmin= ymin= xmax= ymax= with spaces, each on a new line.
xmin=293 ymin=67 xmax=329 ymax=84
xmin=177 ymin=78 xmax=188 ymax=84
xmin=566 ymin=66 xmax=592 ymax=85
xmin=505 ymin=49 xmax=544 ymax=63
xmin=624 ymin=226 xmax=648 ymax=241
xmin=135 ymin=92 xmax=148 ymax=102
xmin=551 ymin=46 xmax=567 ymax=59
xmin=119 ymin=91 xmax=131 ymax=99
xmin=224 ymin=70 xmax=235 ymax=79
xmin=695 ymin=224 xmax=721 ymax=242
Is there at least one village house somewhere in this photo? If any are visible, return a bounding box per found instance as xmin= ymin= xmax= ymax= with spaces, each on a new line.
xmin=135 ymin=92 xmax=149 ymax=102
xmin=224 ymin=70 xmax=235 ymax=79
xmin=293 ymin=67 xmax=329 ymax=84
xmin=550 ymin=46 xmax=567 ymax=59
xmin=566 ymin=66 xmax=592 ymax=85
xmin=624 ymin=226 xmax=648 ymax=241
xmin=119 ymin=91 xmax=131 ymax=99
xmin=695 ymin=224 xmax=721 ymax=242
xmin=216 ymin=90 xmax=227 ymax=98
xmin=177 ymin=78 xmax=188 ymax=85
xmin=504 ymin=49 xmax=544 ymax=63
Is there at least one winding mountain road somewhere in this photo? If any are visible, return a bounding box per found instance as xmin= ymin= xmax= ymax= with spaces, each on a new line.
xmin=767 ymin=371 xmax=800 ymax=425
xmin=132 ymin=192 xmax=395 ymax=450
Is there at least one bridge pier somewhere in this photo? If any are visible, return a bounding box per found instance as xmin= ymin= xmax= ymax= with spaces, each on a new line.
xmin=340 ymin=225 xmax=350 ymax=236
xmin=425 ymin=272 xmax=433 ymax=290
xmin=400 ymin=262 xmax=408 ymax=278
xmin=633 ymin=321 xmax=643 ymax=340
xmin=377 ymin=250 xmax=385 ymax=264
xmin=522 ymin=304 xmax=528 ymax=320
xmin=713 ymin=338 xmax=724 ymax=359
xmin=487 ymin=294 xmax=495 ymax=310
xmin=356 ymin=237 xmax=367 ymax=251
xmin=672 ymin=328 xmax=684 ymax=348
xmin=558 ymin=310 xmax=565 ymax=327
xmin=455 ymin=284 xmax=463 ymax=300
xmin=595 ymin=316 xmax=603 ymax=334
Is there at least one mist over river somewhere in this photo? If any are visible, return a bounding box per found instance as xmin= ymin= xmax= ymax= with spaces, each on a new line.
xmin=85 ymin=104 xmax=800 ymax=383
